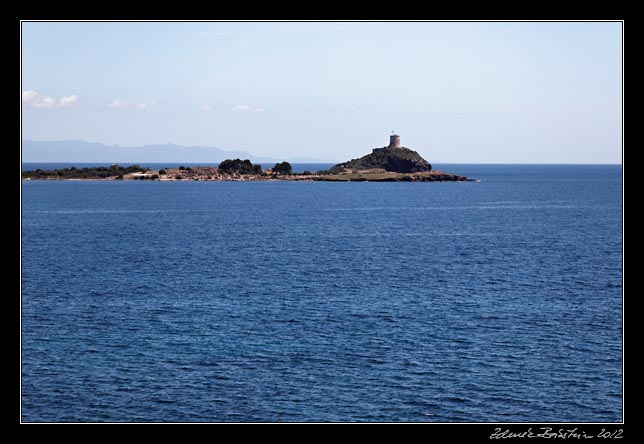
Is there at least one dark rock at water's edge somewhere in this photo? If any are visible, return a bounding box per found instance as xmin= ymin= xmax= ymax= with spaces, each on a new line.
xmin=312 ymin=171 xmax=473 ymax=182
xmin=329 ymin=146 xmax=433 ymax=174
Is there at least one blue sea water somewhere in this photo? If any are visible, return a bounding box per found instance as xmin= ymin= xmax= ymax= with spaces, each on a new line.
xmin=21 ymin=164 xmax=623 ymax=423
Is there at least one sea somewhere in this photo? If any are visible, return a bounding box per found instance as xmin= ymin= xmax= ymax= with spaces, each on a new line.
xmin=21 ymin=164 xmax=623 ymax=423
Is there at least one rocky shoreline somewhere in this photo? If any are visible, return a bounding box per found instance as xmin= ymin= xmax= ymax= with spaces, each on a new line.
xmin=308 ymin=170 xmax=472 ymax=182
xmin=22 ymin=165 xmax=473 ymax=182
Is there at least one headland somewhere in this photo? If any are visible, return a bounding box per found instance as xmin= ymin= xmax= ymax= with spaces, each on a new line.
xmin=22 ymin=134 xmax=473 ymax=182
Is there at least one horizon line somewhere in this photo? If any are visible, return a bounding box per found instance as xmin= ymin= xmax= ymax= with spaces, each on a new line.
xmin=21 ymin=139 xmax=622 ymax=165
xmin=21 ymin=161 xmax=623 ymax=165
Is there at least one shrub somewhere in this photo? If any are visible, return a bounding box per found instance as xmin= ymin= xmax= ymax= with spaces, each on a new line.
xmin=273 ymin=162 xmax=292 ymax=175
xmin=218 ymin=159 xmax=262 ymax=175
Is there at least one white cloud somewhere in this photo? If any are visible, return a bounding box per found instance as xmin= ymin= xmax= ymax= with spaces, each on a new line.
xmin=108 ymin=99 xmax=129 ymax=110
xmin=58 ymin=95 xmax=79 ymax=108
xmin=233 ymin=104 xmax=266 ymax=113
xmin=133 ymin=101 xmax=158 ymax=110
xmin=108 ymin=99 xmax=157 ymax=110
xmin=35 ymin=96 xmax=57 ymax=109
xmin=199 ymin=104 xmax=212 ymax=112
xmin=233 ymin=104 xmax=252 ymax=112
xmin=22 ymin=91 xmax=79 ymax=109
xmin=22 ymin=90 xmax=38 ymax=105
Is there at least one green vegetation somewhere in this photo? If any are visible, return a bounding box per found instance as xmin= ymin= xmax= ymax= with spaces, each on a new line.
xmin=22 ymin=165 xmax=149 ymax=180
xmin=272 ymin=161 xmax=292 ymax=175
xmin=218 ymin=159 xmax=262 ymax=175
xmin=158 ymin=169 xmax=166 ymax=175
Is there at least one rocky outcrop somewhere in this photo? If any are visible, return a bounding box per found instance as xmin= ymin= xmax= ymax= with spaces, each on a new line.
xmin=328 ymin=147 xmax=432 ymax=174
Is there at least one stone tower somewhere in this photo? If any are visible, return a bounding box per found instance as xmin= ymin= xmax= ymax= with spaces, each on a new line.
xmin=388 ymin=133 xmax=401 ymax=148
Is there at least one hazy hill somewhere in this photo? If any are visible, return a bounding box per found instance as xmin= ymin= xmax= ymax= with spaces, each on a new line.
xmin=22 ymin=140 xmax=337 ymax=164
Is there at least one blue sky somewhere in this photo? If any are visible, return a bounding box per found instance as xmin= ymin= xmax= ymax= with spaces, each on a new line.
xmin=21 ymin=21 xmax=622 ymax=163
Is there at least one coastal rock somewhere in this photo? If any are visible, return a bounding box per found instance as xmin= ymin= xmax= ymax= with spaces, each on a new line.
xmin=315 ymin=134 xmax=472 ymax=181
xmin=329 ymin=146 xmax=432 ymax=174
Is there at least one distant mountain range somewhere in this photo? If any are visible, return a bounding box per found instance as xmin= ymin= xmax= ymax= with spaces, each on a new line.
xmin=21 ymin=140 xmax=338 ymax=164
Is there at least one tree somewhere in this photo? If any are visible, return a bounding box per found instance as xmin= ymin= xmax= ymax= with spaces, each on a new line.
xmin=218 ymin=159 xmax=262 ymax=175
xmin=159 ymin=169 xmax=166 ymax=176
xmin=273 ymin=162 xmax=292 ymax=175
